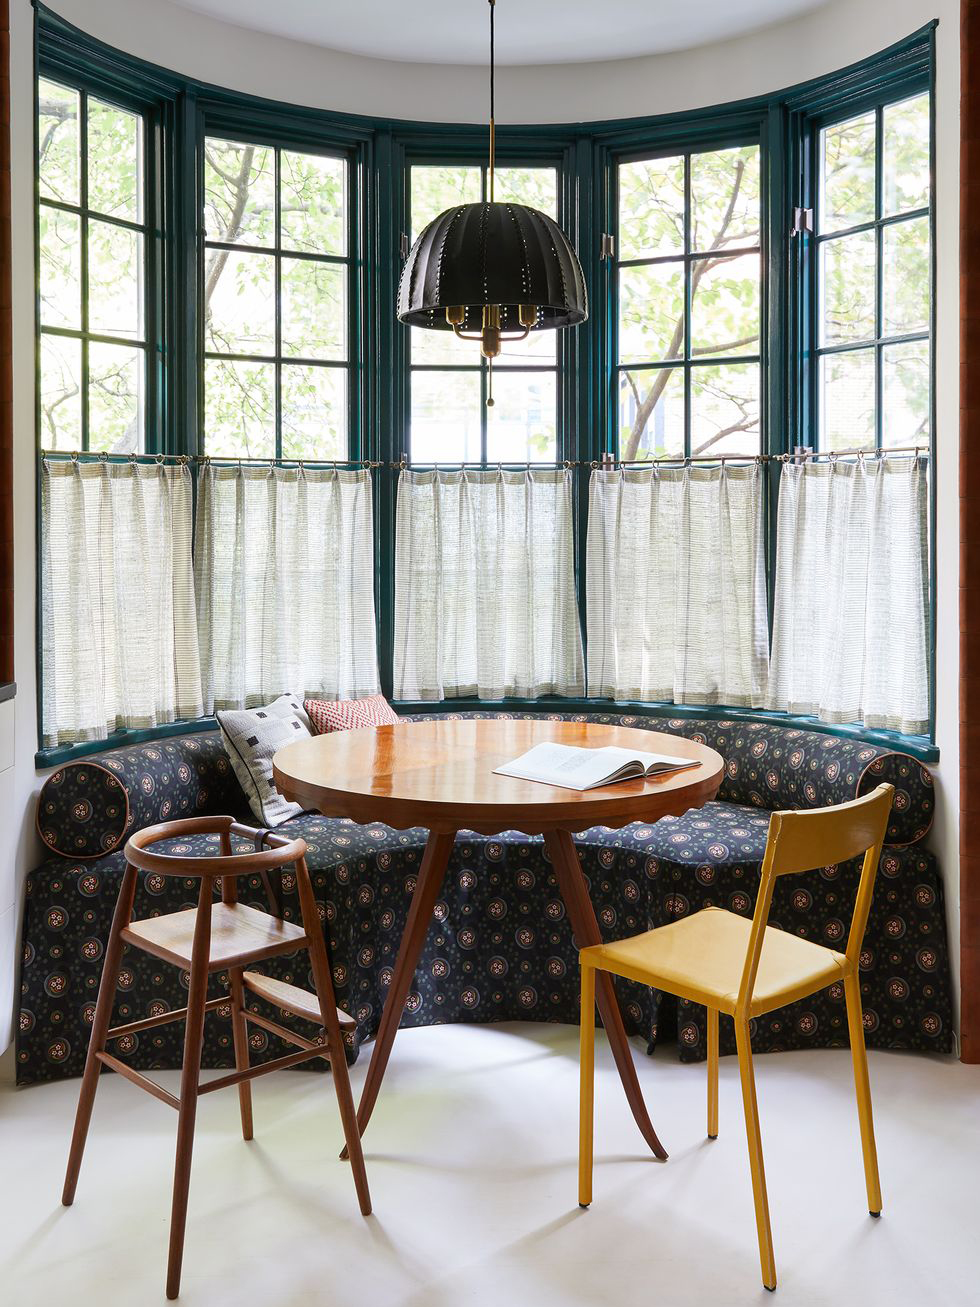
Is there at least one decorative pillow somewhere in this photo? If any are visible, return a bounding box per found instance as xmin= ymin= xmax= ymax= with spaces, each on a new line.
xmin=305 ymin=694 xmax=399 ymax=734
xmin=216 ymin=695 xmax=314 ymax=826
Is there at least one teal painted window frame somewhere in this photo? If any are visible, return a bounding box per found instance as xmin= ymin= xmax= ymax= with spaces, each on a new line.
xmin=32 ymin=3 xmax=938 ymax=768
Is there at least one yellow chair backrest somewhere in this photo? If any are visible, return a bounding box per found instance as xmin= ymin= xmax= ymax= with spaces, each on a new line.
xmin=736 ymin=784 xmax=894 ymax=1014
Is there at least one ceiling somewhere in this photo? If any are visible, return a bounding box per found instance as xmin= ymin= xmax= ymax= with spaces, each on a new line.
xmin=168 ymin=0 xmax=832 ymax=66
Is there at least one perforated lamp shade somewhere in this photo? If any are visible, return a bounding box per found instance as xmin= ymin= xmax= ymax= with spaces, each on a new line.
xmin=396 ymin=201 xmax=588 ymax=344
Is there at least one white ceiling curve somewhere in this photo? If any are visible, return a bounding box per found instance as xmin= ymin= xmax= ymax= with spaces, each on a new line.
xmin=168 ymin=1 xmax=833 ymax=66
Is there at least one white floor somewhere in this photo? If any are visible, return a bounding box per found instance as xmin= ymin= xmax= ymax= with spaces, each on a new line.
xmin=0 ymin=1023 xmax=977 ymax=1307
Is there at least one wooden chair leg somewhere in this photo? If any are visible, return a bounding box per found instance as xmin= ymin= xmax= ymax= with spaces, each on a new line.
xmin=166 ymin=879 xmax=213 ymax=1301
xmin=707 ymin=1006 xmax=719 ymax=1140
xmin=735 ymin=1017 xmax=776 ymax=1292
xmin=579 ymin=960 xmax=596 ymax=1208
xmin=228 ymin=966 xmax=253 ymax=1141
xmin=295 ymin=856 xmax=372 ymax=1217
xmin=844 ymin=972 xmax=882 ymax=1216
xmin=63 ymin=863 xmax=138 ymax=1206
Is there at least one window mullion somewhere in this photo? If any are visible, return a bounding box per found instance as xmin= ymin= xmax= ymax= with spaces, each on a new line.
xmin=80 ymin=92 xmax=89 ymax=451
xmin=683 ymin=152 xmax=692 ymax=457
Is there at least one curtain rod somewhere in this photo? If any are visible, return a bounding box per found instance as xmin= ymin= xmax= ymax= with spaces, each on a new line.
xmin=39 ymin=451 xmax=384 ymax=468
xmin=40 ymin=446 xmax=929 ymax=470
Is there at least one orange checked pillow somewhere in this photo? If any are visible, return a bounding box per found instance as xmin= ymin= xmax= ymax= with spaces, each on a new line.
xmin=304 ymin=694 xmax=399 ymax=734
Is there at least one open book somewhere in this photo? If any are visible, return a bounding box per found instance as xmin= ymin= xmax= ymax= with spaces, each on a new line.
xmin=492 ymin=742 xmax=699 ymax=792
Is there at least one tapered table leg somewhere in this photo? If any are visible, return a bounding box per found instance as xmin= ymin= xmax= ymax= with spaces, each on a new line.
xmin=342 ymin=829 xmax=457 ymax=1155
xmin=544 ymin=828 xmax=668 ymax=1160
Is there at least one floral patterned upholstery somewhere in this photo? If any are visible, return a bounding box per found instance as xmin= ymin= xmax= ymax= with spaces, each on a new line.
xmin=35 ymin=734 xmax=248 ymax=858
xmin=17 ymin=712 xmax=951 ymax=1086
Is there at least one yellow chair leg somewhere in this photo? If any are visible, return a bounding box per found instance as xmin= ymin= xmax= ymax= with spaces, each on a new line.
xmin=844 ymin=972 xmax=882 ymax=1216
xmin=735 ymin=1018 xmax=776 ymax=1292
xmin=579 ymin=961 xmax=595 ymax=1208
xmin=707 ymin=1007 xmax=719 ymax=1139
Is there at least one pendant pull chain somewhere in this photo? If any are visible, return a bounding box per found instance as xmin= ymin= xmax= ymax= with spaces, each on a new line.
xmin=488 ymin=0 xmax=495 ymax=202
xmin=487 ymin=356 xmax=495 ymax=408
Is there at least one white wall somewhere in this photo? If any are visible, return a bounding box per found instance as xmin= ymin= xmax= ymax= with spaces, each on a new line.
xmin=1 ymin=0 xmax=960 ymax=1050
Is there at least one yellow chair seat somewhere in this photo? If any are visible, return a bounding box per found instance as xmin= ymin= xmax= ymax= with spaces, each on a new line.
xmin=583 ymin=906 xmax=849 ymax=1017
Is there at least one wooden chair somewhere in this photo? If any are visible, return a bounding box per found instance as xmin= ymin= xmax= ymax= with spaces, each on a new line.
xmin=577 ymin=784 xmax=894 ymax=1292
xmin=62 ymin=814 xmax=371 ymax=1299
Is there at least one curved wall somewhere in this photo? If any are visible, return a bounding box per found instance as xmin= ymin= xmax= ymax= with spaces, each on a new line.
xmin=0 ymin=0 xmax=960 ymax=1049
xmin=36 ymin=0 xmax=951 ymax=125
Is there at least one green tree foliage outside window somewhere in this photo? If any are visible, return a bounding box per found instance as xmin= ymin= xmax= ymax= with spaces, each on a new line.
xmin=38 ymin=79 xmax=146 ymax=452
xmin=203 ymin=139 xmax=349 ymax=459
xmin=616 ymin=144 xmax=762 ymax=461
xmin=816 ymin=93 xmax=931 ymax=450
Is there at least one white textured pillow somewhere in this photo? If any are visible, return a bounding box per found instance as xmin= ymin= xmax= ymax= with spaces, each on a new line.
xmin=216 ymin=694 xmax=314 ymax=826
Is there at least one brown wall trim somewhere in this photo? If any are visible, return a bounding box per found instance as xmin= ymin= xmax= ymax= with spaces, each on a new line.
xmin=0 ymin=0 xmax=11 ymax=688
xmin=962 ymin=0 xmax=980 ymax=1062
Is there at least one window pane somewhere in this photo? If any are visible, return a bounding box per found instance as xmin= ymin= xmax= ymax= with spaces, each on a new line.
xmin=496 ymin=328 xmax=557 ymax=365
xmin=493 ymin=166 xmax=557 ymax=218
xmin=204 ymin=138 xmax=275 ymax=246
xmin=88 ymin=220 xmax=143 ymax=341
xmin=281 ymin=257 xmax=346 ymax=360
xmin=88 ymin=98 xmax=142 ymax=222
xmin=619 ymin=366 xmax=684 ymax=460
xmin=690 ymin=363 xmax=759 ymax=457
xmin=486 ymin=372 xmax=556 ymax=462
xmin=205 ymin=250 xmax=275 ymax=355
xmin=882 ymin=340 xmax=929 ymax=447
xmin=88 ymin=342 xmax=144 ymax=452
xmin=690 ymin=252 xmax=759 ymax=358
xmin=619 ymin=262 xmax=684 ymax=363
xmin=618 ymin=155 xmax=684 ymax=260
xmin=883 ymin=215 xmax=930 ymax=337
xmin=820 ymin=349 xmax=875 ymax=450
xmin=204 ymin=358 xmax=275 ymax=457
xmin=40 ymin=333 xmax=82 ymax=450
xmin=39 ymin=206 xmax=81 ymax=330
xmin=820 ymin=229 xmax=876 ymax=346
xmin=691 ymin=145 xmax=760 ymax=252
xmin=281 ymin=364 xmax=346 ymax=459
xmin=820 ymin=112 xmax=876 ymax=233
xmin=411 ymin=324 xmax=476 ymax=365
xmin=884 ymin=93 xmax=930 ymax=216
xmin=411 ymin=165 xmax=481 ymax=241
xmin=280 ymin=150 xmax=346 ymax=256
xmin=410 ymin=370 xmax=482 ymax=462
xmin=38 ymin=79 xmax=79 ymax=206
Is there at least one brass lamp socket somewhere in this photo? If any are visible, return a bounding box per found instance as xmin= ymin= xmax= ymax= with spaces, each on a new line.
xmin=518 ymin=304 xmax=538 ymax=328
xmin=480 ymin=327 xmax=502 ymax=358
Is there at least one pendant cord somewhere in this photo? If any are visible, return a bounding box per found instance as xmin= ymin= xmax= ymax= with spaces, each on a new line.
xmin=488 ymin=0 xmax=495 ymax=202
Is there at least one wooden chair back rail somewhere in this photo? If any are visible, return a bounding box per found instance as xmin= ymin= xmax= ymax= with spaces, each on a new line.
xmin=738 ymin=785 xmax=894 ymax=1009
xmin=125 ymin=815 xmax=307 ymax=877
xmin=62 ymin=816 xmax=371 ymax=1300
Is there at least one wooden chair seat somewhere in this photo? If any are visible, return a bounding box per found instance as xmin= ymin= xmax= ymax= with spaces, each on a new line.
xmin=585 ymin=907 xmax=847 ymax=1018
xmin=122 ymin=902 xmax=308 ymax=972
xmin=243 ymin=970 xmax=356 ymax=1030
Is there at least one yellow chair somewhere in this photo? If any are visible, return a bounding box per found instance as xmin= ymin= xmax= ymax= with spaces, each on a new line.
xmin=577 ymin=783 xmax=893 ymax=1292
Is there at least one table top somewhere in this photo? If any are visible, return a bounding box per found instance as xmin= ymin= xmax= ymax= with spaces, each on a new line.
xmin=273 ymin=718 xmax=725 ymax=836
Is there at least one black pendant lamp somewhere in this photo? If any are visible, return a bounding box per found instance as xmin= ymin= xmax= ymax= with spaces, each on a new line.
xmin=397 ymin=0 xmax=588 ymax=404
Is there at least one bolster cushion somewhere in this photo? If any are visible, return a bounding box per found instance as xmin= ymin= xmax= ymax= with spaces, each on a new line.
xmin=36 ymin=732 xmax=247 ymax=858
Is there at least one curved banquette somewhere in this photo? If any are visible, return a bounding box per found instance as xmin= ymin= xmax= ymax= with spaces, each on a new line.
xmin=17 ymin=711 xmax=951 ymax=1085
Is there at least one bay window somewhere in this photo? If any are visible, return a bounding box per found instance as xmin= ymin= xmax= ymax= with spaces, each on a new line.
xmin=34 ymin=9 xmax=937 ymax=761
xmin=616 ymin=144 xmax=762 ymax=460
xmin=38 ymin=79 xmax=148 ymax=452
xmin=813 ymin=93 xmax=931 ymax=450
xmin=203 ymin=137 xmax=351 ymax=459
xmin=407 ymin=162 xmax=560 ymax=463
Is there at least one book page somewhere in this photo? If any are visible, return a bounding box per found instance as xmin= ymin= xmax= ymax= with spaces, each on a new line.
xmin=491 ymin=747 xmax=645 ymax=784
xmin=492 ymin=743 xmax=638 ymax=791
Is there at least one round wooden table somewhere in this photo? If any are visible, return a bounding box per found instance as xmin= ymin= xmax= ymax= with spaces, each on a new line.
xmin=274 ymin=718 xmax=724 ymax=1160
